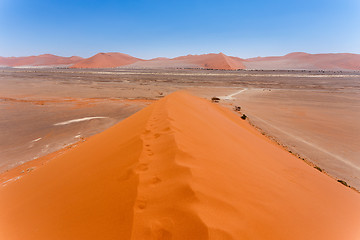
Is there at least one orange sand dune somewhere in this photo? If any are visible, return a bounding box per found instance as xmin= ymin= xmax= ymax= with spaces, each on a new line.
xmin=0 ymin=54 xmax=83 ymax=67
xmin=1 ymin=92 xmax=360 ymax=240
xmin=172 ymin=53 xmax=245 ymax=70
xmin=149 ymin=57 xmax=170 ymax=61
xmin=116 ymin=53 xmax=245 ymax=70
xmin=75 ymin=52 xmax=245 ymax=70
xmin=245 ymin=52 xmax=360 ymax=70
xmin=70 ymin=52 xmax=142 ymax=68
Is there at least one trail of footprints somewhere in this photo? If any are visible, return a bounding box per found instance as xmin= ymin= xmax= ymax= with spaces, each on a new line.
xmin=135 ymin=114 xmax=169 ymax=212
xmin=132 ymin=108 xmax=180 ymax=238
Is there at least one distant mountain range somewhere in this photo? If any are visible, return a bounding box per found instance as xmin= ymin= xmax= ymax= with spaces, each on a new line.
xmin=1 ymin=52 xmax=360 ymax=70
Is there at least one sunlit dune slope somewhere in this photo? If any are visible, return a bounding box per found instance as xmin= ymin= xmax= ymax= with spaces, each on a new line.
xmin=1 ymin=91 xmax=360 ymax=240
xmin=0 ymin=54 xmax=83 ymax=67
xmin=173 ymin=53 xmax=245 ymax=70
xmin=70 ymin=52 xmax=142 ymax=68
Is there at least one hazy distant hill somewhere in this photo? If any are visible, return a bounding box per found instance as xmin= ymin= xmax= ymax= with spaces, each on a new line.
xmin=2 ymin=52 xmax=360 ymax=70
xmin=70 ymin=52 xmax=142 ymax=68
xmin=0 ymin=54 xmax=83 ymax=67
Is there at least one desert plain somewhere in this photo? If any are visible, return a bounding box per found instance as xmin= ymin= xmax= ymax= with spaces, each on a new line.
xmin=0 ymin=67 xmax=360 ymax=239
xmin=1 ymin=68 xmax=359 ymax=188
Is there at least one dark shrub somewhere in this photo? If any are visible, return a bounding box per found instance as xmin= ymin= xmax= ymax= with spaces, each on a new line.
xmin=211 ymin=97 xmax=220 ymax=103
xmin=314 ymin=166 xmax=322 ymax=172
xmin=337 ymin=179 xmax=348 ymax=187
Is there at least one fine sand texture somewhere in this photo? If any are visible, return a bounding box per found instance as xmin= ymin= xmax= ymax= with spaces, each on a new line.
xmin=1 ymin=92 xmax=360 ymax=240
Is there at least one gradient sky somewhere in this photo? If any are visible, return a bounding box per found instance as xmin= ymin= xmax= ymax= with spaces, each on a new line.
xmin=0 ymin=0 xmax=359 ymax=59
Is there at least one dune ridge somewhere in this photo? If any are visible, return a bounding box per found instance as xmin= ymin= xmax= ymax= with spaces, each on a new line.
xmin=3 ymin=52 xmax=360 ymax=70
xmin=70 ymin=52 xmax=142 ymax=68
xmin=171 ymin=53 xmax=245 ymax=70
xmin=1 ymin=91 xmax=360 ymax=239
xmin=0 ymin=54 xmax=83 ymax=67
xmin=123 ymin=53 xmax=245 ymax=70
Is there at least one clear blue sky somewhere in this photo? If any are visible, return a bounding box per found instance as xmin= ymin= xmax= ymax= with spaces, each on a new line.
xmin=0 ymin=0 xmax=359 ymax=59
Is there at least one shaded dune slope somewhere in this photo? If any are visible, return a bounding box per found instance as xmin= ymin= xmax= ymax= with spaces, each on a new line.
xmin=70 ymin=52 xmax=142 ymax=68
xmin=119 ymin=53 xmax=245 ymax=70
xmin=172 ymin=53 xmax=245 ymax=70
xmin=1 ymin=92 xmax=360 ymax=240
xmin=0 ymin=54 xmax=83 ymax=67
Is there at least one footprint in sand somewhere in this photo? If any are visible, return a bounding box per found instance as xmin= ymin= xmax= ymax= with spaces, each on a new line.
xmin=151 ymin=219 xmax=173 ymax=240
xmin=151 ymin=176 xmax=162 ymax=185
xmin=136 ymin=198 xmax=147 ymax=210
xmin=135 ymin=163 xmax=149 ymax=172
xmin=146 ymin=149 xmax=154 ymax=156
xmin=143 ymin=130 xmax=151 ymax=135
xmin=163 ymin=127 xmax=170 ymax=132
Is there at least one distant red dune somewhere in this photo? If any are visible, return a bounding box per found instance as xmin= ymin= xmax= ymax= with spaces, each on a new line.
xmin=0 ymin=54 xmax=83 ymax=67
xmin=120 ymin=53 xmax=245 ymax=70
xmin=1 ymin=52 xmax=360 ymax=70
xmin=70 ymin=52 xmax=142 ymax=68
xmin=149 ymin=57 xmax=170 ymax=61
xmin=172 ymin=53 xmax=245 ymax=70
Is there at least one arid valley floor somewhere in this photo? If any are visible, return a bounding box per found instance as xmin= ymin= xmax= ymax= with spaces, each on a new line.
xmin=1 ymin=68 xmax=359 ymax=190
